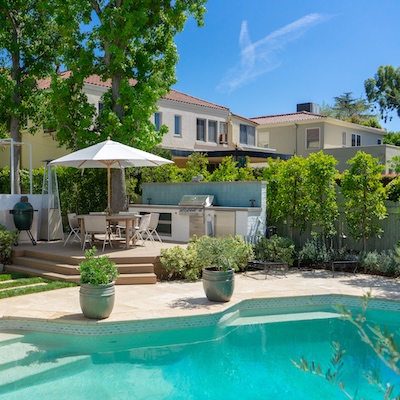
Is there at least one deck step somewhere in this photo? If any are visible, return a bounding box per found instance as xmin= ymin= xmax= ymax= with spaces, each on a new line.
xmin=8 ymin=242 xmax=175 ymax=285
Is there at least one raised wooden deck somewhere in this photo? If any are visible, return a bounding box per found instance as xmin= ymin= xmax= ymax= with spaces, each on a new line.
xmin=8 ymin=240 xmax=186 ymax=285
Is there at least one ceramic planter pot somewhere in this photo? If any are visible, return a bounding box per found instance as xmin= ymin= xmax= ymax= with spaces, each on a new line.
xmin=79 ymin=281 xmax=115 ymax=319
xmin=202 ymin=267 xmax=235 ymax=302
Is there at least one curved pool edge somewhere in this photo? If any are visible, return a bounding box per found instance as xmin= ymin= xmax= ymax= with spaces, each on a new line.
xmin=1 ymin=293 xmax=400 ymax=336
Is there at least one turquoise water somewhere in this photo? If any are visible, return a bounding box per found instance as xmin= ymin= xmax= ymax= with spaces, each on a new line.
xmin=0 ymin=307 xmax=399 ymax=399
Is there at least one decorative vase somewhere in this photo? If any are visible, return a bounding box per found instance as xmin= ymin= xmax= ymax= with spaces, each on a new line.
xmin=79 ymin=281 xmax=116 ymax=319
xmin=202 ymin=267 xmax=235 ymax=302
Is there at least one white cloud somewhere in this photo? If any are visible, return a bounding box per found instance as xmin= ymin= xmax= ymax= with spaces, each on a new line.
xmin=217 ymin=13 xmax=331 ymax=93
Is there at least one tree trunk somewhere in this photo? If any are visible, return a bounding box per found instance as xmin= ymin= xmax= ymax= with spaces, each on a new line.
xmin=9 ymin=13 xmax=22 ymax=194
xmin=111 ymin=169 xmax=127 ymax=212
xmin=9 ymin=115 xmax=21 ymax=194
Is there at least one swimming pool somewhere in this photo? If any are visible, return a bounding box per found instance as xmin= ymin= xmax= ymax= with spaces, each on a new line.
xmin=0 ymin=295 xmax=399 ymax=399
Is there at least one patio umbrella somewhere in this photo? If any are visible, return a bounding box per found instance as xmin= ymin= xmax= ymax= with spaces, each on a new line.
xmin=49 ymin=138 xmax=174 ymax=210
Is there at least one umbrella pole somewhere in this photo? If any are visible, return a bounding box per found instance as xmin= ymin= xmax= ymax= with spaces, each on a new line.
xmin=107 ymin=165 xmax=111 ymax=214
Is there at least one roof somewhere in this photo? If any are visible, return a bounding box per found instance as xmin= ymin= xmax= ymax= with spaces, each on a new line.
xmin=250 ymin=111 xmax=327 ymax=125
xmin=38 ymin=72 xmax=229 ymax=112
xmin=163 ymin=90 xmax=229 ymax=111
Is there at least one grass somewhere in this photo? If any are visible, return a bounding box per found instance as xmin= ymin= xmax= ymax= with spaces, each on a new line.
xmin=0 ymin=272 xmax=76 ymax=299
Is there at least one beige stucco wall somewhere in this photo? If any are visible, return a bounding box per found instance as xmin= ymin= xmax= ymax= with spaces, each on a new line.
xmin=157 ymin=99 xmax=232 ymax=152
xmin=323 ymin=144 xmax=400 ymax=173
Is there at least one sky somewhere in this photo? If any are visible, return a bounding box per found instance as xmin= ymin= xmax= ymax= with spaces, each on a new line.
xmin=173 ymin=0 xmax=400 ymax=132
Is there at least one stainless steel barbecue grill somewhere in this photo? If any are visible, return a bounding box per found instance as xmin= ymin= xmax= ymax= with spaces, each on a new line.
xmin=178 ymin=195 xmax=214 ymax=216
xmin=179 ymin=195 xmax=214 ymax=237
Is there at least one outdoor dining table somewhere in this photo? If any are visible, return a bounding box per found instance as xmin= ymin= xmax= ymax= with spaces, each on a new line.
xmin=77 ymin=213 xmax=141 ymax=250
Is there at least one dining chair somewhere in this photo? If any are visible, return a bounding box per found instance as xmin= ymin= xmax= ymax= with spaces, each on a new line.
xmin=64 ymin=213 xmax=81 ymax=246
xmin=145 ymin=213 xmax=162 ymax=244
xmin=82 ymin=215 xmax=113 ymax=251
xmin=131 ymin=213 xmax=151 ymax=247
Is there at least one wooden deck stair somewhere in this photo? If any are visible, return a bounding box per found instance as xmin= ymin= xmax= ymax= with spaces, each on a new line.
xmin=8 ymin=244 xmax=160 ymax=285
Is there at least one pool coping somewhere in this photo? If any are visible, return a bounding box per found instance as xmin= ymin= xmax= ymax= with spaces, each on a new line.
xmin=1 ymin=293 xmax=399 ymax=336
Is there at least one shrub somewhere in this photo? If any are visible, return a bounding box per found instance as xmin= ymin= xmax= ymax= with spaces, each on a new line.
xmin=253 ymin=235 xmax=294 ymax=265
xmin=160 ymin=236 xmax=254 ymax=280
xmin=78 ymin=247 xmax=119 ymax=285
xmin=0 ymin=224 xmax=18 ymax=265
xmin=359 ymin=250 xmax=399 ymax=277
xmin=189 ymin=235 xmax=254 ymax=273
xmin=159 ymin=246 xmax=197 ymax=280
xmin=298 ymin=235 xmax=331 ymax=267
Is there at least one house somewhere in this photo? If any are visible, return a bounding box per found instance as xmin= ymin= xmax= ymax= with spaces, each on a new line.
xmin=0 ymin=74 xmax=286 ymax=170
xmin=250 ymin=103 xmax=400 ymax=172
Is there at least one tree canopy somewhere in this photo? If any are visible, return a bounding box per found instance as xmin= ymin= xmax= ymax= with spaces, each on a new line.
xmin=365 ymin=65 xmax=400 ymax=124
xmin=319 ymin=92 xmax=381 ymax=128
xmin=0 ymin=0 xmax=62 ymax=193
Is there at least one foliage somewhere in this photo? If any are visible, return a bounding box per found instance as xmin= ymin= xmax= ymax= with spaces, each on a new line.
xmin=0 ymin=0 xmax=62 ymax=193
xmin=305 ymin=151 xmax=339 ymax=237
xmin=189 ymin=235 xmax=253 ymax=273
xmin=385 ymin=175 xmax=400 ymax=202
xmin=359 ymin=250 xmax=400 ymax=277
xmin=298 ymin=235 xmax=331 ymax=267
xmin=341 ymin=151 xmax=387 ymax=251
xmin=160 ymin=236 xmax=254 ymax=280
xmin=273 ymin=155 xmax=310 ymax=238
xmin=260 ymin=158 xmax=283 ymax=226
xmin=253 ymin=235 xmax=295 ymax=265
xmin=182 ymin=152 xmax=210 ymax=182
xmin=384 ymin=131 xmax=400 ymax=147
xmin=365 ymin=65 xmax=400 ymax=123
xmin=78 ymin=247 xmax=119 ymax=285
xmin=208 ymin=156 xmax=241 ymax=182
xmin=293 ymin=293 xmax=400 ymax=399
xmin=388 ymin=155 xmax=400 ymax=174
xmin=159 ymin=245 xmax=197 ymax=280
xmin=0 ymin=224 xmax=18 ymax=265
xmin=321 ymin=92 xmax=380 ymax=127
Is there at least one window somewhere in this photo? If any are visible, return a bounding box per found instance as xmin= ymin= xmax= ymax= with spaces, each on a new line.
xmin=154 ymin=112 xmax=162 ymax=131
xmin=196 ymin=118 xmax=206 ymax=141
xmin=98 ymin=102 xmax=104 ymax=113
xmin=306 ymin=128 xmax=320 ymax=149
xmin=219 ymin=122 xmax=228 ymax=143
xmin=351 ymin=133 xmax=361 ymax=147
xmin=208 ymin=120 xmax=217 ymax=143
xmin=342 ymin=132 xmax=346 ymax=147
xmin=377 ymin=139 xmax=382 ymax=145
xmin=174 ymin=115 xmax=181 ymax=136
xmin=239 ymin=124 xmax=255 ymax=146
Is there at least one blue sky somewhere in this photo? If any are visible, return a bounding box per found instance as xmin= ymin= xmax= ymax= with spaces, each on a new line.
xmin=173 ymin=0 xmax=400 ymax=132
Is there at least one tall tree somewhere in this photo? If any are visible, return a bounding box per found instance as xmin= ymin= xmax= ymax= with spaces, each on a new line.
xmin=274 ymin=155 xmax=310 ymax=240
xmin=306 ymin=151 xmax=338 ymax=238
xmin=0 ymin=0 xmax=61 ymax=193
xmin=51 ymin=0 xmax=207 ymax=211
xmin=365 ymin=65 xmax=400 ymax=123
xmin=341 ymin=151 xmax=387 ymax=251
xmin=320 ymin=92 xmax=380 ymax=128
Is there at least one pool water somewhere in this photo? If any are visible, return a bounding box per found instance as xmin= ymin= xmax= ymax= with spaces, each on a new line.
xmin=0 ymin=307 xmax=399 ymax=399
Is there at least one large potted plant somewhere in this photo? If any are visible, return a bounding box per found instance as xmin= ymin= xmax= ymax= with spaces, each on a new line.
xmin=191 ymin=236 xmax=253 ymax=302
xmin=77 ymin=247 xmax=119 ymax=319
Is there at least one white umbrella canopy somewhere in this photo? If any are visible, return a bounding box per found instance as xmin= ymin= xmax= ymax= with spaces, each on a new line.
xmin=49 ymin=138 xmax=174 ymax=210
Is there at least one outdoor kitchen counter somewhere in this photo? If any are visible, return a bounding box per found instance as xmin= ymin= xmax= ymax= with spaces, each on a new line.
xmin=128 ymin=204 xmax=264 ymax=243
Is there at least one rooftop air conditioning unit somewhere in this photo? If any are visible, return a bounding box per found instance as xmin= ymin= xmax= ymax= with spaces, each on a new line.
xmin=297 ymin=102 xmax=320 ymax=114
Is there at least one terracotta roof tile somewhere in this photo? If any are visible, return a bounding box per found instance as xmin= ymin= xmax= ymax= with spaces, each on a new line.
xmin=250 ymin=111 xmax=326 ymax=125
xmin=163 ymin=90 xmax=229 ymax=111
xmin=38 ymin=72 xmax=229 ymax=112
